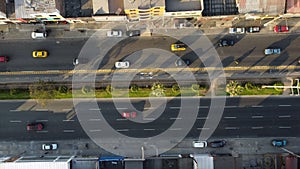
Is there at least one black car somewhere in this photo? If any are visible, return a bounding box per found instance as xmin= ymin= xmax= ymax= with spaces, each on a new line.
xmin=175 ymin=59 xmax=191 ymax=67
xmin=126 ymin=30 xmax=141 ymax=37
xmin=219 ymin=39 xmax=234 ymax=47
xmin=209 ymin=140 xmax=226 ymax=148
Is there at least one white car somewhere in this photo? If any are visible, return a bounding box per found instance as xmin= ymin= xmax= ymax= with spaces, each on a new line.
xmin=229 ymin=27 xmax=245 ymax=34
xmin=42 ymin=143 xmax=58 ymax=150
xmin=115 ymin=61 xmax=130 ymax=68
xmin=107 ymin=30 xmax=122 ymax=37
xmin=192 ymin=140 xmax=207 ymax=148
xmin=31 ymin=32 xmax=47 ymax=39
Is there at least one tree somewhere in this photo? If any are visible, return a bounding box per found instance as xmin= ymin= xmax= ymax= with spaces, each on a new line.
xmin=29 ymin=80 xmax=56 ymax=106
xmin=151 ymin=82 xmax=165 ymax=97
xmin=226 ymin=81 xmax=244 ymax=96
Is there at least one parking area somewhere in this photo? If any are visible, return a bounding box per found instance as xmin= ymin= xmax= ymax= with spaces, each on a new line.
xmin=202 ymin=0 xmax=238 ymax=16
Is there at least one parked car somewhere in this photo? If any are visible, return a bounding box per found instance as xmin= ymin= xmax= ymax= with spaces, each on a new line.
xmin=229 ymin=27 xmax=245 ymax=34
xmin=175 ymin=59 xmax=191 ymax=66
xmin=219 ymin=39 xmax=234 ymax=47
xmin=264 ymin=48 xmax=281 ymax=55
xmin=126 ymin=30 xmax=141 ymax=37
xmin=274 ymin=25 xmax=289 ymax=33
xmin=115 ymin=61 xmax=130 ymax=68
xmin=0 ymin=56 xmax=8 ymax=62
xmin=31 ymin=31 xmax=47 ymax=39
xmin=171 ymin=43 xmax=186 ymax=51
xmin=271 ymin=139 xmax=287 ymax=147
xmin=209 ymin=140 xmax=226 ymax=148
xmin=192 ymin=141 xmax=207 ymax=148
xmin=42 ymin=143 xmax=58 ymax=150
xmin=32 ymin=50 xmax=48 ymax=58
xmin=122 ymin=112 xmax=136 ymax=118
xmin=246 ymin=26 xmax=260 ymax=33
xmin=27 ymin=123 xmax=44 ymax=131
xmin=139 ymin=72 xmax=153 ymax=79
xmin=107 ymin=30 xmax=122 ymax=37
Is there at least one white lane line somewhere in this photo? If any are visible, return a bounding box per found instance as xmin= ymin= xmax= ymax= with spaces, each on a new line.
xmin=116 ymin=108 xmax=128 ymax=110
xmin=251 ymin=105 xmax=263 ymax=108
xmin=89 ymin=129 xmax=101 ymax=132
xmin=144 ymin=118 xmax=155 ymax=121
xmin=9 ymin=109 xmax=20 ymax=112
xmin=37 ymin=130 xmax=48 ymax=133
xmin=278 ymin=105 xmax=291 ymax=107
xmin=116 ymin=118 xmax=127 ymax=121
xmin=62 ymin=109 xmax=72 ymax=111
xmin=170 ymin=107 xmax=180 ymax=109
xmin=224 ymin=116 xmax=237 ymax=119
xmin=197 ymin=128 xmax=210 ymax=130
xmin=170 ymin=117 xmax=182 ymax=120
xmin=36 ymin=120 xmax=48 ymax=122
xmin=279 ymin=126 xmax=291 ymax=129
xmin=225 ymin=106 xmax=238 ymax=108
xmin=198 ymin=106 xmax=209 ymax=108
xmin=251 ymin=115 xmax=264 ymax=119
xmin=116 ymin=129 xmax=129 ymax=132
xmin=63 ymin=119 xmax=75 ymax=122
xmin=10 ymin=120 xmax=21 ymax=123
xmin=63 ymin=130 xmax=75 ymax=133
xmin=144 ymin=107 xmax=154 ymax=110
xmin=225 ymin=127 xmax=239 ymax=130
xmin=197 ymin=117 xmax=208 ymax=120
xmin=278 ymin=115 xmax=291 ymax=118
xmin=89 ymin=108 xmax=101 ymax=111
xmin=36 ymin=109 xmax=49 ymax=111
xmin=144 ymin=129 xmax=155 ymax=131
xmin=88 ymin=119 xmax=101 ymax=121
xmin=170 ymin=128 xmax=182 ymax=131
xmin=251 ymin=126 xmax=264 ymax=129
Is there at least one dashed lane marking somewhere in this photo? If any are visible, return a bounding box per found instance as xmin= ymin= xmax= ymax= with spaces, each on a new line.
xmin=279 ymin=126 xmax=291 ymax=129
xmin=170 ymin=107 xmax=180 ymax=109
xmin=116 ymin=129 xmax=129 ymax=132
xmin=197 ymin=117 xmax=208 ymax=120
xmin=144 ymin=129 xmax=155 ymax=131
xmin=36 ymin=120 xmax=48 ymax=122
xmin=9 ymin=120 xmax=21 ymax=123
xmin=35 ymin=109 xmax=49 ymax=111
xmin=37 ymin=130 xmax=48 ymax=133
xmin=225 ymin=127 xmax=239 ymax=130
xmin=196 ymin=128 xmax=210 ymax=130
xmin=225 ymin=106 xmax=238 ymax=108
xmin=169 ymin=128 xmax=182 ymax=131
xmin=251 ymin=105 xmax=263 ymax=108
xmin=89 ymin=108 xmax=101 ymax=111
xmin=63 ymin=119 xmax=75 ymax=122
xmin=198 ymin=106 xmax=209 ymax=108
xmin=251 ymin=115 xmax=264 ymax=119
xmin=88 ymin=119 xmax=101 ymax=121
xmin=278 ymin=105 xmax=291 ymax=107
xmin=170 ymin=117 xmax=182 ymax=120
xmin=224 ymin=116 xmax=237 ymax=119
xmin=251 ymin=126 xmax=264 ymax=129
xmin=63 ymin=130 xmax=75 ymax=133
xmin=89 ymin=129 xmax=101 ymax=132
xmin=278 ymin=115 xmax=291 ymax=118
xmin=9 ymin=110 xmax=21 ymax=112
xmin=116 ymin=118 xmax=127 ymax=121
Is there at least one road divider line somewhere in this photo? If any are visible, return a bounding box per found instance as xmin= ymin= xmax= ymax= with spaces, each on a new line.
xmin=251 ymin=115 xmax=264 ymax=119
xmin=197 ymin=128 xmax=210 ymax=130
xmin=170 ymin=117 xmax=182 ymax=120
xmin=225 ymin=127 xmax=239 ymax=130
xmin=251 ymin=126 xmax=264 ymax=129
xmin=278 ymin=115 xmax=291 ymax=118
xmin=170 ymin=107 xmax=180 ymax=109
xmin=9 ymin=120 xmax=21 ymax=123
xmin=89 ymin=129 xmax=101 ymax=132
xmin=63 ymin=130 xmax=75 ymax=133
xmin=116 ymin=129 xmax=129 ymax=132
xmin=278 ymin=105 xmax=291 ymax=107
xmin=224 ymin=116 xmax=237 ymax=119
xmin=144 ymin=129 xmax=155 ymax=131
xmin=279 ymin=126 xmax=291 ymax=129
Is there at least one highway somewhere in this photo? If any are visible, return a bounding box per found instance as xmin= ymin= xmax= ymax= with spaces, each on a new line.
xmin=1 ymin=96 xmax=299 ymax=141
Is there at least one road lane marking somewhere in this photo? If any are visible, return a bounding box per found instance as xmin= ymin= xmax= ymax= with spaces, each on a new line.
xmin=63 ymin=119 xmax=75 ymax=122
xmin=89 ymin=108 xmax=101 ymax=111
xmin=63 ymin=130 xmax=75 ymax=133
xmin=116 ymin=118 xmax=127 ymax=121
xmin=116 ymin=108 xmax=128 ymax=110
xmin=278 ymin=115 xmax=291 ymax=118
xmin=278 ymin=105 xmax=291 ymax=107
xmin=170 ymin=107 xmax=180 ymax=109
xmin=251 ymin=105 xmax=263 ymax=108
xmin=144 ymin=107 xmax=155 ymax=110
xmin=198 ymin=106 xmax=209 ymax=108
xmin=197 ymin=117 xmax=208 ymax=120
xmin=144 ymin=118 xmax=155 ymax=121
xmin=170 ymin=117 xmax=182 ymax=120
xmin=37 ymin=130 xmax=48 ymax=133
xmin=36 ymin=120 xmax=48 ymax=122
xmin=89 ymin=129 xmax=101 ymax=132
xmin=197 ymin=128 xmax=210 ymax=130
xmin=279 ymin=126 xmax=291 ymax=129
xmin=225 ymin=127 xmax=239 ymax=130
xmin=251 ymin=126 xmax=264 ymax=129
xmin=36 ymin=109 xmax=49 ymax=111
xmin=224 ymin=116 xmax=237 ymax=119
xmin=10 ymin=120 xmax=21 ymax=123
xmin=251 ymin=115 xmax=264 ymax=119
xmin=116 ymin=129 xmax=129 ymax=132
xmin=225 ymin=106 xmax=238 ymax=108
xmin=88 ymin=119 xmax=101 ymax=121
xmin=144 ymin=129 xmax=155 ymax=131
xmin=170 ymin=128 xmax=182 ymax=131
xmin=9 ymin=110 xmax=20 ymax=112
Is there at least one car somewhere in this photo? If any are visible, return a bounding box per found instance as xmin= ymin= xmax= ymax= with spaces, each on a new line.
xmin=229 ymin=27 xmax=245 ymax=34
xmin=192 ymin=141 xmax=207 ymax=148
xmin=122 ymin=112 xmax=136 ymax=118
xmin=0 ymin=56 xmax=8 ymax=62
xmin=271 ymin=139 xmax=287 ymax=147
xmin=42 ymin=143 xmax=58 ymax=150
xmin=73 ymin=58 xmax=79 ymax=65
xmin=209 ymin=140 xmax=226 ymax=148
xmin=126 ymin=30 xmax=141 ymax=37
xmin=115 ymin=61 xmax=130 ymax=68
xmin=139 ymin=72 xmax=153 ymax=79
xmin=32 ymin=50 xmax=48 ymax=58
xmin=31 ymin=31 xmax=47 ymax=39
xmin=175 ymin=59 xmax=191 ymax=66
xmin=274 ymin=25 xmax=289 ymax=33
xmin=107 ymin=30 xmax=122 ymax=37
xmin=264 ymin=48 xmax=281 ymax=55
xmin=171 ymin=43 xmax=187 ymax=51
xmin=246 ymin=26 xmax=260 ymax=33
xmin=27 ymin=123 xmax=44 ymax=131
xmin=219 ymin=39 xmax=234 ymax=47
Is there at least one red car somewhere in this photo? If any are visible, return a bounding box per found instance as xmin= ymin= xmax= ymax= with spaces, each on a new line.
xmin=27 ymin=123 xmax=44 ymax=131
xmin=274 ymin=25 xmax=289 ymax=32
xmin=122 ymin=112 xmax=137 ymax=118
xmin=0 ymin=56 xmax=8 ymax=62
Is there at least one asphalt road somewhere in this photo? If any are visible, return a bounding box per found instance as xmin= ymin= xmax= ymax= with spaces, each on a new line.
xmin=1 ymin=96 xmax=299 ymax=141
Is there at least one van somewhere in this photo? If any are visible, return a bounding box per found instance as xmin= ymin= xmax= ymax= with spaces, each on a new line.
xmin=31 ymin=32 xmax=47 ymax=39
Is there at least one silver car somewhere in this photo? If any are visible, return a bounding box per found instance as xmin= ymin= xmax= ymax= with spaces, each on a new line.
xmin=115 ymin=61 xmax=130 ymax=68
xmin=107 ymin=30 xmax=122 ymax=37
xmin=42 ymin=143 xmax=58 ymax=150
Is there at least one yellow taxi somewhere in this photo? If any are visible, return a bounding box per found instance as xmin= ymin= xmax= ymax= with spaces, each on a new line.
xmin=171 ymin=43 xmax=186 ymax=52
xmin=32 ymin=50 xmax=48 ymax=58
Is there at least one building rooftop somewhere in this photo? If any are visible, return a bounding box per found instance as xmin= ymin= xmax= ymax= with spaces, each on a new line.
xmin=286 ymin=0 xmax=300 ymax=13
xmin=237 ymin=0 xmax=285 ymax=15
xmin=124 ymin=0 xmax=165 ymax=10
xmin=15 ymin=0 xmax=59 ymax=18
xmin=166 ymin=0 xmax=202 ymax=12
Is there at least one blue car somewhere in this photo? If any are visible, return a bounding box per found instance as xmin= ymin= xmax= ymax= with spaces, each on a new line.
xmin=271 ymin=139 xmax=287 ymax=147
xmin=264 ymin=48 xmax=281 ymax=55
